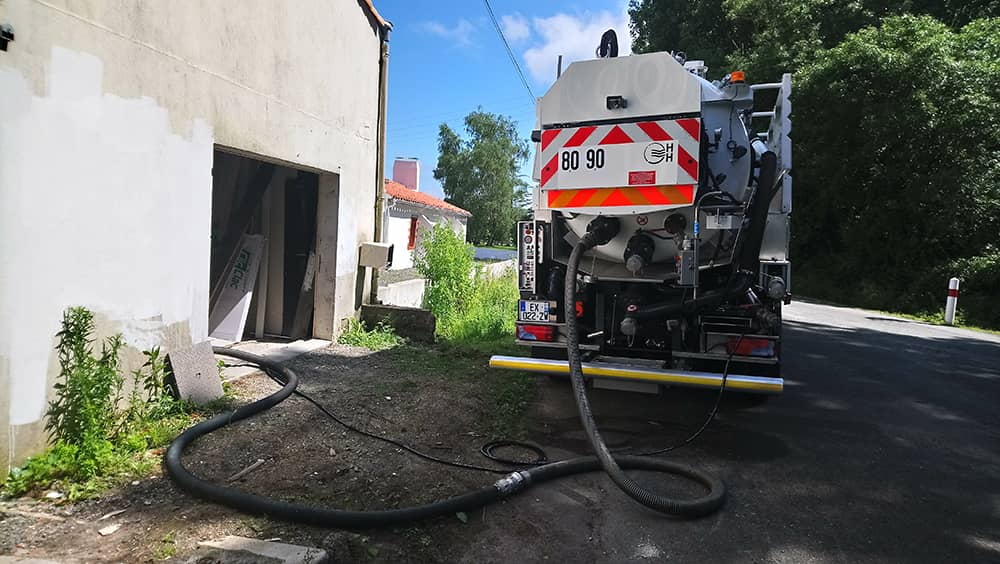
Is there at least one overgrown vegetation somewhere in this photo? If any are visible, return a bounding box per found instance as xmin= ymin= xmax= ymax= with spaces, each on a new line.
xmin=629 ymin=2 xmax=1000 ymax=328
xmin=414 ymin=223 xmax=519 ymax=342
xmin=338 ymin=318 xmax=403 ymax=351
xmin=2 ymin=307 xmax=231 ymax=501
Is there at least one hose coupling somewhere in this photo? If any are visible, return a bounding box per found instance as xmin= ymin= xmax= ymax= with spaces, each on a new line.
xmin=494 ymin=471 xmax=531 ymax=497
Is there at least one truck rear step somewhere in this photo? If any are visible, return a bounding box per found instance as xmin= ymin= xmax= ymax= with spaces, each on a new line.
xmin=489 ymin=355 xmax=783 ymax=394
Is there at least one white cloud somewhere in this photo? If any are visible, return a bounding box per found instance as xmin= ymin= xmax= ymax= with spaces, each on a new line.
xmin=420 ymin=19 xmax=477 ymax=47
xmin=501 ymin=13 xmax=531 ymax=43
xmin=522 ymin=8 xmax=632 ymax=86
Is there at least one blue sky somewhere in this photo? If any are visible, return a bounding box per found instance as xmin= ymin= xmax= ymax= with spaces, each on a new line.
xmin=378 ymin=0 xmax=632 ymax=199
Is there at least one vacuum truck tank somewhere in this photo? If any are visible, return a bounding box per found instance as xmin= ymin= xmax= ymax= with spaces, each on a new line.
xmin=490 ymin=39 xmax=792 ymax=395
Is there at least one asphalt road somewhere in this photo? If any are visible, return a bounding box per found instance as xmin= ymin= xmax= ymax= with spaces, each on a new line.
xmin=458 ymin=300 xmax=1000 ymax=563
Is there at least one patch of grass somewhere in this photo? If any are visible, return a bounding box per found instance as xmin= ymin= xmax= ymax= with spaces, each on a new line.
xmin=386 ymin=339 xmax=536 ymax=438
xmin=338 ymin=318 xmax=402 ymax=351
xmin=438 ymin=270 xmax=519 ymax=343
xmin=152 ymin=530 xmax=178 ymax=560
xmin=871 ymin=308 xmax=1000 ymax=336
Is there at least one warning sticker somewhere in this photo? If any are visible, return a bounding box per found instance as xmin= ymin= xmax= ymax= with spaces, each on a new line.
xmin=628 ymin=171 xmax=657 ymax=185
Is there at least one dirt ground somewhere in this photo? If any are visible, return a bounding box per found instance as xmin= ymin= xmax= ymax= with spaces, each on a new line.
xmin=0 ymin=343 xmax=544 ymax=563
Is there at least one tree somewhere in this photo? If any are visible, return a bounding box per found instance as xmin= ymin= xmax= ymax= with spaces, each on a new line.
xmin=628 ymin=0 xmax=730 ymax=78
xmin=793 ymin=16 xmax=1000 ymax=321
xmin=629 ymin=2 xmax=1000 ymax=326
xmin=434 ymin=110 xmax=531 ymax=246
xmin=630 ymin=0 xmax=999 ymax=81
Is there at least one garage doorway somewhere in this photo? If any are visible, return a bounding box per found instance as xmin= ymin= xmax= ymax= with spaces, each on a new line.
xmin=208 ymin=149 xmax=321 ymax=341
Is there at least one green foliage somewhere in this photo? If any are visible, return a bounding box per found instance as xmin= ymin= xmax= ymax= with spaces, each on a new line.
xmin=386 ymin=339 xmax=535 ymax=437
xmin=414 ymin=223 xmax=475 ymax=321
xmin=438 ymin=270 xmax=519 ymax=343
xmin=631 ymin=0 xmax=998 ymax=79
xmin=3 ymin=307 xmax=233 ymax=500
xmin=629 ymin=0 xmax=731 ymax=78
xmin=434 ymin=110 xmax=531 ymax=246
xmin=629 ymin=2 xmax=1000 ymax=327
xmin=414 ymin=223 xmax=519 ymax=342
xmin=43 ymin=308 xmax=122 ymax=478
xmin=338 ymin=318 xmax=402 ymax=351
xmin=793 ymin=16 xmax=1000 ymax=325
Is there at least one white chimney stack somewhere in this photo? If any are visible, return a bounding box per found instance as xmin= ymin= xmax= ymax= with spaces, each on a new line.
xmin=392 ymin=158 xmax=420 ymax=191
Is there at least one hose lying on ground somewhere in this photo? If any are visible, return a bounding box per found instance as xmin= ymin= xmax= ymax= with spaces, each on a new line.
xmin=564 ymin=232 xmax=726 ymax=518
xmin=165 ymin=345 xmax=725 ymax=528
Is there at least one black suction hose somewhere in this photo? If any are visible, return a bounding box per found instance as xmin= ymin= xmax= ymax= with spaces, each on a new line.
xmin=564 ymin=234 xmax=725 ymax=517
xmin=165 ymin=346 xmax=724 ymax=527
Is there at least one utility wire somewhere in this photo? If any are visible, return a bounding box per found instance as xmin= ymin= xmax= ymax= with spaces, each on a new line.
xmin=482 ymin=0 xmax=536 ymax=105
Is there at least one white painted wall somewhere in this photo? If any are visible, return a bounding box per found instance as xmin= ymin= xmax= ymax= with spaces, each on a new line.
xmin=0 ymin=0 xmax=383 ymax=472
xmin=376 ymin=279 xmax=426 ymax=309
xmin=386 ymin=214 xmax=418 ymax=270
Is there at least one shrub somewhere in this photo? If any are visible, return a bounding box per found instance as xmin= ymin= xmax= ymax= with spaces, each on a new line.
xmin=414 ymin=222 xmax=521 ymax=342
xmin=792 ymin=16 xmax=1000 ymax=326
xmin=414 ymin=223 xmax=475 ymax=322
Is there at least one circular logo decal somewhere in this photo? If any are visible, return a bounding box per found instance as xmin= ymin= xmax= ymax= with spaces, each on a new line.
xmin=644 ymin=142 xmax=667 ymax=165
xmin=636 ymin=215 xmax=649 ymax=226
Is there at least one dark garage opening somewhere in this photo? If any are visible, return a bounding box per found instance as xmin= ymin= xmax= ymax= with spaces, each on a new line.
xmin=208 ymin=149 xmax=319 ymax=341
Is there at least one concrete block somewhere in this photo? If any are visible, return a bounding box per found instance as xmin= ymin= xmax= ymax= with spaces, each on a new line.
xmin=190 ymin=536 xmax=328 ymax=564
xmin=360 ymin=304 xmax=435 ymax=343
xmin=168 ymin=341 xmax=224 ymax=404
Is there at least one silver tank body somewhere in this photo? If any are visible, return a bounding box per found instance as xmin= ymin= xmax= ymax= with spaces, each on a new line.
xmin=532 ymin=53 xmax=756 ymax=276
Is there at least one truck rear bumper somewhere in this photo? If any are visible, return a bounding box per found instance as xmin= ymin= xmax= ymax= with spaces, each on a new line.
xmin=489 ymin=355 xmax=783 ymax=395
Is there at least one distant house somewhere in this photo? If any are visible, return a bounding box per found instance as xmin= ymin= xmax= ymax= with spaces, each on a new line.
xmin=383 ymin=159 xmax=471 ymax=270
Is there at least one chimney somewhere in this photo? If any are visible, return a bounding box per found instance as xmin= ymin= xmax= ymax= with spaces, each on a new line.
xmin=392 ymin=158 xmax=419 ymax=191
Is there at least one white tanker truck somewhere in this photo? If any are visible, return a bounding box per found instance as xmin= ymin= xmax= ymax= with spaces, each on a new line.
xmin=490 ymin=37 xmax=792 ymax=395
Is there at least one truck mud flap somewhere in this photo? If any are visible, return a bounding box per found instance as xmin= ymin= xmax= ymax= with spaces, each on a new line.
xmin=489 ymin=355 xmax=783 ymax=395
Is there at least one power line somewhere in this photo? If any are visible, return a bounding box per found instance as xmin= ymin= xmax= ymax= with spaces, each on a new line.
xmin=388 ymin=102 xmax=534 ymax=134
xmin=387 ymin=95 xmax=531 ymax=127
xmin=482 ymin=0 xmax=536 ymax=105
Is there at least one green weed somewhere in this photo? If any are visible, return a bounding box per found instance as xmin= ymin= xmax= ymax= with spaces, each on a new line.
xmin=338 ymin=318 xmax=402 ymax=351
xmin=152 ymin=530 xmax=178 ymax=559
xmin=2 ymin=307 xmax=232 ymax=501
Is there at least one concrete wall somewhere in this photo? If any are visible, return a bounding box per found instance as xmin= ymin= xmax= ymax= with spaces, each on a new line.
xmin=0 ymin=0 xmax=382 ymax=473
xmin=376 ymin=279 xmax=426 ymax=309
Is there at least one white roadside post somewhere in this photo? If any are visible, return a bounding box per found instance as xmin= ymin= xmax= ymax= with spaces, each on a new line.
xmin=944 ymin=277 xmax=960 ymax=325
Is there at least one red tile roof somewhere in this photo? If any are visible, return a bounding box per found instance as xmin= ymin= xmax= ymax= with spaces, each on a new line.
xmin=384 ymin=180 xmax=471 ymax=217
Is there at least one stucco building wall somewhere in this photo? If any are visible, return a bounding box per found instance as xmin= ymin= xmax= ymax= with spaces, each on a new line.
xmin=0 ymin=0 xmax=384 ymax=472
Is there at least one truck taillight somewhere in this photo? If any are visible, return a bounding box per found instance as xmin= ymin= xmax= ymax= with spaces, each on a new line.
xmin=728 ymin=337 xmax=774 ymax=357
xmin=518 ymin=324 xmax=556 ymax=342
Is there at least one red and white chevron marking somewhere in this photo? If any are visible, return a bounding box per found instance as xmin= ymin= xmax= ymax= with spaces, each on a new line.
xmin=539 ymin=118 xmax=701 ymax=191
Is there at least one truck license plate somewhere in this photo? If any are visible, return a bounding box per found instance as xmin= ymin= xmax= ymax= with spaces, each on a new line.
xmin=518 ymin=300 xmax=551 ymax=322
